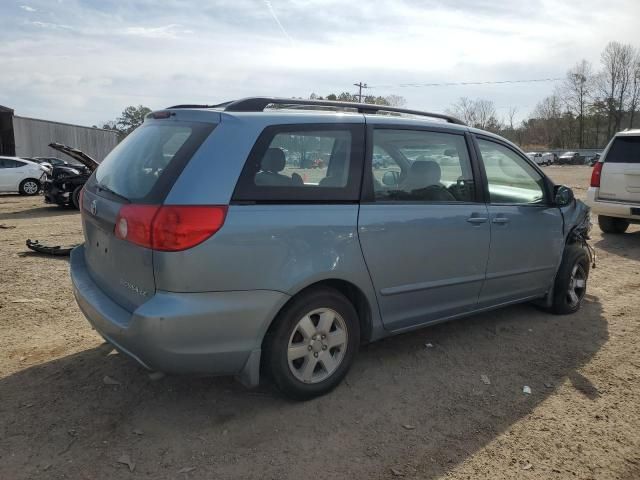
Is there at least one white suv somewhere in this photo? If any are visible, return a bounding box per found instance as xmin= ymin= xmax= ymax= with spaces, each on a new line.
xmin=586 ymin=129 xmax=640 ymax=233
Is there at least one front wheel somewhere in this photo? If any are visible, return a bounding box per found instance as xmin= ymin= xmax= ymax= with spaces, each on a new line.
xmin=264 ymin=287 xmax=360 ymax=400
xmin=598 ymin=215 xmax=629 ymax=234
xmin=549 ymin=245 xmax=590 ymax=315
xmin=19 ymin=178 xmax=40 ymax=196
xmin=71 ymin=186 xmax=83 ymax=209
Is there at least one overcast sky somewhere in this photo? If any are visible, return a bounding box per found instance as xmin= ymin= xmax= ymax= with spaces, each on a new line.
xmin=1 ymin=0 xmax=639 ymax=126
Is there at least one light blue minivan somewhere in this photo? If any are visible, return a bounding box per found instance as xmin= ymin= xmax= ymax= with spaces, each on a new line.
xmin=70 ymin=97 xmax=592 ymax=399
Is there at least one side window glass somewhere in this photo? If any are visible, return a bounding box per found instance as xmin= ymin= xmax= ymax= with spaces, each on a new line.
xmin=253 ymin=130 xmax=351 ymax=188
xmin=0 ymin=159 xmax=7 ymax=168
xmin=372 ymin=129 xmax=475 ymax=202
xmin=477 ymin=139 xmax=545 ymax=204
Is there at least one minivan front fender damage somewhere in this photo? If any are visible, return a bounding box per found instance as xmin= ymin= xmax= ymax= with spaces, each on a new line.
xmin=540 ymin=199 xmax=594 ymax=308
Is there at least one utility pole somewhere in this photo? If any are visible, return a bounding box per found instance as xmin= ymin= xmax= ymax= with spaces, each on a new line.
xmin=353 ymin=82 xmax=369 ymax=102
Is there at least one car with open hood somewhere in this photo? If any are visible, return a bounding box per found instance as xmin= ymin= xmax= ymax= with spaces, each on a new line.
xmin=43 ymin=142 xmax=99 ymax=209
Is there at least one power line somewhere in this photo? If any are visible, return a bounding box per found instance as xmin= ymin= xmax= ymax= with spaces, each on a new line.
xmin=368 ymin=77 xmax=564 ymax=88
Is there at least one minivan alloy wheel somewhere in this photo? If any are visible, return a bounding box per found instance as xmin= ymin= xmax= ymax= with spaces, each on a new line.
xmin=287 ymin=308 xmax=348 ymax=384
xmin=567 ymin=264 xmax=586 ymax=308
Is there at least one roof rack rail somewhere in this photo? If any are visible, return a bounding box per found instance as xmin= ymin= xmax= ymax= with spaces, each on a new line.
xmin=167 ymin=102 xmax=230 ymax=109
xmin=220 ymin=97 xmax=466 ymax=125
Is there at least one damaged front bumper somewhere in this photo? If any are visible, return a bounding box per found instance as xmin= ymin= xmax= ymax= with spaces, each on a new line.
xmin=43 ymin=179 xmax=72 ymax=206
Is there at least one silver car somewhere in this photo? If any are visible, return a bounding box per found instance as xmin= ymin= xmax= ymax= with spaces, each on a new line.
xmin=71 ymin=97 xmax=592 ymax=400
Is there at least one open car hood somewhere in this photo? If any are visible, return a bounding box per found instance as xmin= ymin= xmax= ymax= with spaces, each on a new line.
xmin=48 ymin=142 xmax=100 ymax=172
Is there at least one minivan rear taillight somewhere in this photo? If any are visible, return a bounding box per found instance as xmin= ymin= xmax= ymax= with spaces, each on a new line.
xmin=115 ymin=205 xmax=227 ymax=251
xmin=590 ymin=162 xmax=603 ymax=187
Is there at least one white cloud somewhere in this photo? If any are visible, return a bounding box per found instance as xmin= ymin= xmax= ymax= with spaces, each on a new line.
xmin=1 ymin=0 xmax=639 ymax=126
xmin=20 ymin=5 xmax=36 ymax=12
xmin=123 ymin=24 xmax=192 ymax=39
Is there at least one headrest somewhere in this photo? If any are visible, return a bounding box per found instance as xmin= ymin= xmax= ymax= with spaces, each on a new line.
xmin=410 ymin=160 xmax=441 ymax=184
xmin=444 ymin=149 xmax=457 ymax=157
xmin=261 ymin=148 xmax=286 ymax=172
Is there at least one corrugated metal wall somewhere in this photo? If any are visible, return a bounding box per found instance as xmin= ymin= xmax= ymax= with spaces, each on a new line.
xmin=12 ymin=116 xmax=119 ymax=162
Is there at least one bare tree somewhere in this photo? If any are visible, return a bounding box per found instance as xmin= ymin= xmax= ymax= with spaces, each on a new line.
xmin=447 ymin=97 xmax=478 ymax=125
xmin=448 ymin=97 xmax=500 ymax=131
xmin=384 ymin=94 xmax=407 ymax=107
xmin=507 ymin=106 xmax=518 ymax=130
xmin=629 ymin=53 xmax=640 ymax=128
xmin=560 ymin=60 xmax=593 ymax=148
xmin=599 ymin=41 xmax=636 ymax=136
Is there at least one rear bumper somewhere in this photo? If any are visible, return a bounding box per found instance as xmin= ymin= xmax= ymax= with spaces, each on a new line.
xmin=70 ymin=245 xmax=289 ymax=386
xmin=585 ymin=187 xmax=640 ymax=221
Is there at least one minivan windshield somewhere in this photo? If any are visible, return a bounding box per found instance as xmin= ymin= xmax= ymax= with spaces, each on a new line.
xmin=606 ymin=136 xmax=640 ymax=163
xmin=94 ymin=121 xmax=213 ymax=202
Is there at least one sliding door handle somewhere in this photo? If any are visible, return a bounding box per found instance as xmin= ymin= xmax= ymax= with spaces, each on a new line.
xmin=467 ymin=216 xmax=488 ymax=224
xmin=492 ymin=217 xmax=510 ymax=224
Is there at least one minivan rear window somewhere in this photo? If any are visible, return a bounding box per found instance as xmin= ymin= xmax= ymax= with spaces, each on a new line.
xmin=94 ymin=121 xmax=215 ymax=202
xmin=606 ymin=136 xmax=640 ymax=163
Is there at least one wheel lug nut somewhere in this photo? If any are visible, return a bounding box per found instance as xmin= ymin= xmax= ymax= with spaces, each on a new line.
xmin=322 ymin=345 xmax=327 ymax=350
xmin=321 ymin=335 xmax=326 ymax=339
xmin=314 ymin=352 xmax=318 ymax=358
xmin=308 ymin=345 xmax=312 ymax=350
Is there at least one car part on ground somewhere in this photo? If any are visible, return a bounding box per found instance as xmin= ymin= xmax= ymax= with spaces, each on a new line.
xmin=26 ymin=239 xmax=79 ymax=256
xmin=43 ymin=143 xmax=98 ymax=208
xmin=69 ymin=97 xmax=594 ymax=400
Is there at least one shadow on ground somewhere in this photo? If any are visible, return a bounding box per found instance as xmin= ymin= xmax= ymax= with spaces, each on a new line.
xmin=0 ymin=203 xmax=78 ymax=221
xmin=593 ymin=227 xmax=640 ymax=262
xmin=0 ymin=296 xmax=607 ymax=479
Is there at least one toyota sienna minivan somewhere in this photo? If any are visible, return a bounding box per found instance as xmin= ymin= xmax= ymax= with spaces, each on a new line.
xmin=71 ymin=97 xmax=592 ymax=400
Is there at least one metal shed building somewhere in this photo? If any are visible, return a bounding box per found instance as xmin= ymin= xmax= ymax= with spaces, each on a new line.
xmin=0 ymin=105 xmax=118 ymax=162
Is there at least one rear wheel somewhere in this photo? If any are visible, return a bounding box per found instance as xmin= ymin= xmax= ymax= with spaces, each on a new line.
xmin=549 ymin=245 xmax=590 ymax=315
xmin=598 ymin=215 xmax=629 ymax=234
xmin=19 ymin=178 xmax=40 ymax=196
xmin=264 ymin=287 xmax=360 ymax=400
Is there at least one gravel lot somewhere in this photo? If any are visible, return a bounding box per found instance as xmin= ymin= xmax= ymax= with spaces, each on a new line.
xmin=1 ymin=165 xmax=639 ymax=479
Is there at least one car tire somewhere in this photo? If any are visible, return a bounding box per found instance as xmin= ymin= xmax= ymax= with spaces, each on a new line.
xmin=598 ymin=215 xmax=629 ymax=234
xmin=19 ymin=178 xmax=40 ymax=196
xmin=264 ymin=287 xmax=360 ymax=400
xmin=549 ymin=245 xmax=590 ymax=315
xmin=71 ymin=186 xmax=83 ymax=209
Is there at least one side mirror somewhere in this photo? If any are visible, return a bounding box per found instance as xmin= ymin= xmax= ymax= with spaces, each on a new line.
xmin=382 ymin=171 xmax=399 ymax=186
xmin=554 ymin=185 xmax=574 ymax=206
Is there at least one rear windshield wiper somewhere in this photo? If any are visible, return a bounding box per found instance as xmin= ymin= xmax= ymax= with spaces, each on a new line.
xmin=96 ymin=183 xmax=131 ymax=204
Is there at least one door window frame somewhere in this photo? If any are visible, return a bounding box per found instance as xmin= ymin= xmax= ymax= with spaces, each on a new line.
xmin=471 ymin=134 xmax=554 ymax=206
xmin=360 ymin=124 xmax=486 ymax=204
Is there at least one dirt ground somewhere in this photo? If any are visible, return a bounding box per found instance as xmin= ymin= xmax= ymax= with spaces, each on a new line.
xmin=1 ymin=165 xmax=639 ymax=480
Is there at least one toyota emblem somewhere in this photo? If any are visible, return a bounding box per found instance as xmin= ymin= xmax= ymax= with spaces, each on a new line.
xmin=90 ymin=200 xmax=97 ymax=216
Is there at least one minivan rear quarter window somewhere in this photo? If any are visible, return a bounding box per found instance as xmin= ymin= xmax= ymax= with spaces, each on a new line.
xmin=606 ymin=136 xmax=640 ymax=163
xmin=94 ymin=121 xmax=215 ymax=203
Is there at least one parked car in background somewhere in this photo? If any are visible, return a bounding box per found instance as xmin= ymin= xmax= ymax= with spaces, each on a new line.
xmin=527 ymin=152 xmax=553 ymax=166
xmin=70 ymin=97 xmax=593 ymax=400
xmin=587 ymin=153 xmax=601 ymax=166
xmin=0 ymin=156 xmax=47 ymax=195
xmin=43 ymin=143 xmax=99 ymax=208
xmin=586 ymin=130 xmax=640 ymax=233
xmin=558 ymin=151 xmax=584 ymax=165
xmin=546 ymin=152 xmax=558 ymax=164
